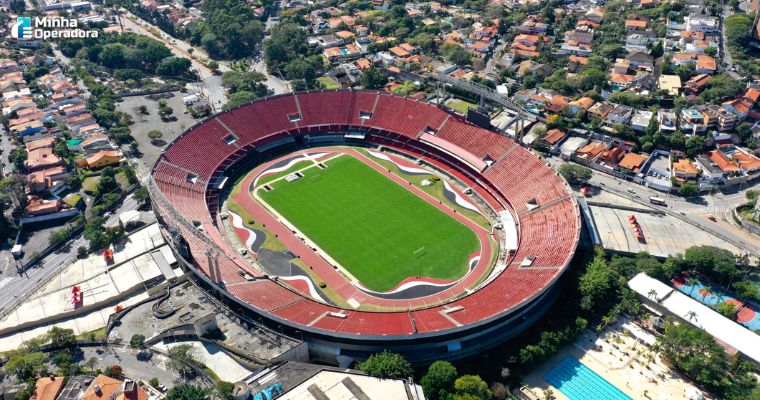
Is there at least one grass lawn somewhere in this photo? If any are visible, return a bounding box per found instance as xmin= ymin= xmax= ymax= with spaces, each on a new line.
xmin=63 ymin=193 xmax=82 ymax=208
xmin=446 ymin=98 xmax=477 ymax=114
xmin=317 ymin=76 xmax=340 ymax=89
xmin=82 ymin=176 xmax=100 ymax=194
xmin=259 ymin=154 xmax=479 ymax=292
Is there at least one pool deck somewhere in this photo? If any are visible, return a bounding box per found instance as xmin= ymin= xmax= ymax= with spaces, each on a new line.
xmin=522 ymin=321 xmax=702 ymax=400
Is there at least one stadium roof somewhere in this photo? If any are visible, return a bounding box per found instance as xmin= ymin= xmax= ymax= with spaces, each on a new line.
xmin=628 ymin=272 xmax=760 ymax=365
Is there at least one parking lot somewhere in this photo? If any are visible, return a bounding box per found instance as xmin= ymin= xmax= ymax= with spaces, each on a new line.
xmin=117 ymin=91 xmax=201 ymax=169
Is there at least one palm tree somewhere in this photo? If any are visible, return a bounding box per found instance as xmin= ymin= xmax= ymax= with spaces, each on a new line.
xmin=687 ymin=277 xmax=698 ymax=297
xmin=647 ymin=289 xmax=658 ymax=302
xmin=167 ymin=344 xmax=196 ymax=379
xmin=686 ymin=310 xmax=698 ymax=323
xmin=701 ymin=284 xmax=712 ymax=303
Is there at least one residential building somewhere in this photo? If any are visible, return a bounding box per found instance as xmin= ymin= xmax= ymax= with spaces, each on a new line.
xmin=605 ymin=105 xmax=635 ymax=126
xmin=658 ymin=75 xmax=682 ymax=96
xmin=659 ymin=111 xmax=678 ymax=134
xmin=82 ymin=375 xmax=148 ymax=400
xmin=32 ymin=376 xmax=65 ymax=400
xmin=575 ymin=141 xmax=606 ymax=160
xmin=684 ymin=74 xmax=711 ymax=94
xmin=626 ymin=51 xmax=655 ymax=71
xmin=618 ymin=152 xmax=647 ymax=174
xmin=685 ymin=14 xmax=719 ymax=34
xmin=672 ymin=158 xmax=699 ymax=180
xmin=565 ymin=97 xmax=596 ymax=116
xmin=631 ymin=110 xmax=654 ymax=132
xmin=587 ymin=102 xmax=616 ymax=120
xmin=722 ymin=98 xmax=752 ymax=121
xmin=79 ymin=150 xmax=123 ymax=169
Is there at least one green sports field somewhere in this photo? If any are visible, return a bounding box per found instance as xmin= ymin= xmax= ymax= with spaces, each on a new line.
xmin=258 ymin=155 xmax=480 ymax=292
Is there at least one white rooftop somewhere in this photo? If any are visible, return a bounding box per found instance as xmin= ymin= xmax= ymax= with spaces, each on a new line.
xmin=628 ymin=272 xmax=760 ymax=364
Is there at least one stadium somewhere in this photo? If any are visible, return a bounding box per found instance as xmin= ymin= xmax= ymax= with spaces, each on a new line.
xmin=148 ymin=90 xmax=582 ymax=365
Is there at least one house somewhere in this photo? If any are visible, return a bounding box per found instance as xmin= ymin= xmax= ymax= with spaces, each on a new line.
xmin=546 ymin=95 xmax=571 ymax=114
xmin=685 ymin=14 xmax=719 ymax=34
xmin=587 ymin=102 xmax=616 ymax=120
xmin=707 ymin=150 xmax=741 ymax=176
xmin=740 ymin=87 xmax=760 ymax=105
xmin=576 ymin=141 xmax=606 ymax=160
xmin=564 ymin=28 xmax=595 ymax=45
xmin=27 ymin=166 xmax=70 ymax=192
xmin=610 ymin=73 xmax=636 ymax=90
xmin=79 ymin=134 xmax=116 ymax=154
xmin=515 ymin=61 xmax=553 ymax=81
xmin=32 ymin=376 xmax=65 ymax=400
xmin=625 ymin=18 xmax=648 ymax=31
xmin=673 ymin=158 xmax=699 ymax=180
xmin=606 ymin=105 xmax=635 ymax=126
xmin=565 ymin=97 xmax=596 ymax=116
xmin=613 ymin=58 xmax=631 ymax=74
xmin=82 ymin=375 xmax=148 ymax=400
xmin=9 ymin=120 xmax=45 ymax=136
xmin=659 ymin=111 xmax=678 ymax=134
xmin=684 ymin=74 xmax=711 ymax=94
xmin=520 ymin=19 xmax=548 ymax=34
xmin=703 ymin=105 xmax=737 ymax=131
xmin=732 ymin=148 xmax=760 ymax=173
xmin=26 ymin=141 xmax=62 ymax=172
xmin=538 ymin=129 xmax=567 ymax=148
xmin=618 ymin=152 xmax=647 ymax=174
xmin=599 ymin=145 xmax=627 ymax=165
xmin=722 ymin=98 xmax=753 ymax=121
xmin=658 ymin=75 xmax=682 ymax=96
xmin=631 ymin=73 xmax=657 ymax=93
xmin=80 ymin=150 xmax=123 ymax=169
xmin=680 ymin=108 xmax=708 ymax=133
xmin=631 ymin=110 xmax=655 ymax=132
xmin=695 ymin=55 xmax=717 ymax=74
xmin=626 ymin=51 xmax=655 ymax=71
xmin=626 ymin=33 xmax=654 ymax=50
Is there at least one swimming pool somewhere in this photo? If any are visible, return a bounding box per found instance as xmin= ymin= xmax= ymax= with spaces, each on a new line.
xmin=544 ymin=356 xmax=632 ymax=400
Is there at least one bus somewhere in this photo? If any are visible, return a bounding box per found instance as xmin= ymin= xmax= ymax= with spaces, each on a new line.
xmin=649 ymin=196 xmax=666 ymax=206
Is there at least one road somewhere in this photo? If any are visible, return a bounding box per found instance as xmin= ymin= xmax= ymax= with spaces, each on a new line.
xmin=0 ymin=195 xmax=143 ymax=318
xmin=542 ymin=155 xmax=760 ymax=257
xmin=720 ymin=2 xmax=743 ymax=79
xmin=248 ymin=15 xmax=291 ymax=94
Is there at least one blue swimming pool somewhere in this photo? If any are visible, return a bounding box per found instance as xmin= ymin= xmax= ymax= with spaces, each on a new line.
xmin=544 ymin=356 xmax=632 ymax=400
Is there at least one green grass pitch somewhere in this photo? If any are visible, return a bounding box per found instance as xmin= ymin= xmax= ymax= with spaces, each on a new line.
xmin=258 ymin=155 xmax=480 ymax=292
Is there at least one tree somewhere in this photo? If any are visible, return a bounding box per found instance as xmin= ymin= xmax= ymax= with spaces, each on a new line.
xmin=208 ymin=61 xmax=219 ymax=71
xmin=361 ymin=68 xmax=388 ymax=90
xmin=655 ymin=320 xmax=727 ymax=392
xmin=558 ymin=164 xmax=592 ymax=185
xmin=421 ymin=361 xmax=457 ymax=400
xmin=48 ymin=327 xmax=76 ymax=348
xmin=358 ymin=350 xmax=412 ymax=379
xmin=134 ymin=187 xmax=150 ymax=207
xmin=490 ymin=382 xmax=507 ymax=400
xmin=453 ymin=375 xmax=491 ymax=400
xmin=156 ymin=57 xmax=191 ymax=77
xmin=167 ymin=344 xmax=197 ymax=378
xmin=84 ymin=216 xmax=110 ymax=251
xmin=684 ymin=135 xmax=705 ymax=158
xmin=446 ymin=45 xmax=472 ymax=66
xmin=223 ymin=91 xmax=259 ymax=111
xmin=149 ymin=378 xmax=160 ymax=388
xmin=165 ymin=385 xmax=210 ymax=400
xmin=579 ymin=248 xmax=619 ymax=312
xmin=678 ymin=182 xmax=698 ymax=197
xmin=5 ymin=351 xmax=48 ymax=379
xmin=147 ymin=130 xmax=163 ymax=140
xmin=717 ymin=302 xmax=739 ymax=320
xmin=130 ymin=334 xmax=146 ymax=349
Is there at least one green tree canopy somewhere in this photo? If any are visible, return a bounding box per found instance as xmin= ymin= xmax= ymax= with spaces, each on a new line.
xmin=358 ymin=350 xmax=412 ymax=379
xmin=421 ymin=361 xmax=458 ymax=400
